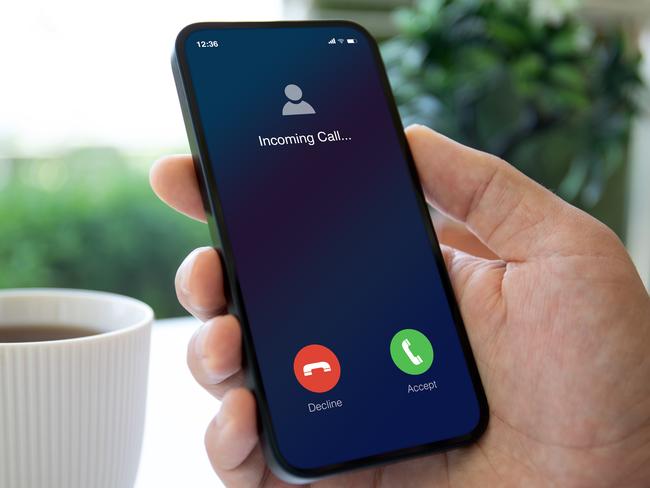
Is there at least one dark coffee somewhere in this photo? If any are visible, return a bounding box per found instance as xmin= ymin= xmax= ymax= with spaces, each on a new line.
xmin=0 ymin=324 xmax=102 ymax=343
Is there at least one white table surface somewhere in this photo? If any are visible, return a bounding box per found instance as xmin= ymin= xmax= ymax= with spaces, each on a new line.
xmin=135 ymin=317 xmax=224 ymax=488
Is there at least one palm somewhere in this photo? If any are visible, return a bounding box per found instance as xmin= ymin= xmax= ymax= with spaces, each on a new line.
xmin=447 ymin=247 xmax=650 ymax=487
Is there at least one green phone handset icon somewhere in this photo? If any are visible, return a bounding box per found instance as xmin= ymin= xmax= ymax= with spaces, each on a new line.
xmin=402 ymin=338 xmax=423 ymax=366
xmin=390 ymin=329 xmax=434 ymax=375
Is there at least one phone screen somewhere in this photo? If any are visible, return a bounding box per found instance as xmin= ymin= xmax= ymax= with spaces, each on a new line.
xmin=179 ymin=23 xmax=486 ymax=473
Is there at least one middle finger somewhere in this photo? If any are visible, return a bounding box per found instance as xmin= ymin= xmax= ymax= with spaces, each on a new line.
xmin=176 ymin=246 xmax=227 ymax=321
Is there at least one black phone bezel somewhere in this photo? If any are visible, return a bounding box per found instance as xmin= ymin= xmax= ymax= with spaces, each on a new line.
xmin=172 ymin=20 xmax=489 ymax=483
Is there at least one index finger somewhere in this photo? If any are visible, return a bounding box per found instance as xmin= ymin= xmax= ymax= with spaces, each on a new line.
xmin=149 ymin=155 xmax=206 ymax=222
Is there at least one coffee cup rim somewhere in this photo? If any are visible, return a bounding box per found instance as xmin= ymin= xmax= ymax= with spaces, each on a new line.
xmin=0 ymin=288 xmax=154 ymax=347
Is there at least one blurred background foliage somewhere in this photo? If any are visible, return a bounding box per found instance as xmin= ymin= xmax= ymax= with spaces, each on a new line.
xmin=0 ymin=148 xmax=206 ymax=318
xmin=383 ymin=0 xmax=643 ymax=237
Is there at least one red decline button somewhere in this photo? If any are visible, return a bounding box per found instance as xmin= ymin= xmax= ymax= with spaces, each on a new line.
xmin=293 ymin=344 xmax=341 ymax=393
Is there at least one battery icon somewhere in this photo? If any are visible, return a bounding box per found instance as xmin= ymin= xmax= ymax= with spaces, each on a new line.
xmin=346 ymin=38 xmax=357 ymax=44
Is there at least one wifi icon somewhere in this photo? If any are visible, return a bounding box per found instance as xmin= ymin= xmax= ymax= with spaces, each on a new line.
xmin=337 ymin=38 xmax=344 ymax=44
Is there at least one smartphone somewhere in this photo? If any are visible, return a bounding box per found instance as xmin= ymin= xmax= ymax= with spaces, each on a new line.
xmin=172 ymin=21 xmax=488 ymax=482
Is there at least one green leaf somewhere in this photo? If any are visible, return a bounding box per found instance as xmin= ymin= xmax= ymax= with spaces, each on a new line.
xmin=512 ymin=52 xmax=545 ymax=80
xmin=558 ymin=155 xmax=589 ymax=201
xmin=548 ymin=28 xmax=580 ymax=57
xmin=549 ymin=63 xmax=586 ymax=91
xmin=486 ymin=18 xmax=528 ymax=47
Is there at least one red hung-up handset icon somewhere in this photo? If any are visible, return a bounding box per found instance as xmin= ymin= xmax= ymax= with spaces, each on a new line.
xmin=293 ymin=344 xmax=341 ymax=393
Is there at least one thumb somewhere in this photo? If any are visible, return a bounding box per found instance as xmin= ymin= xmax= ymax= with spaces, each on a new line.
xmin=406 ymin=124 xmax=604 ymax=262
xmin=439 ymin=244 xmax=505 ymax=333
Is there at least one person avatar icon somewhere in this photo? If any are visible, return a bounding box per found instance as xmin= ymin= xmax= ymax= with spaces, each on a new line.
xmin=282 ymin=84 xmax=316 ymax=116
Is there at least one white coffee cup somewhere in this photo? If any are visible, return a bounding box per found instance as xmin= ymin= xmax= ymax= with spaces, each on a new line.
xmin=0 ymin=289 xmax=153 ymax=488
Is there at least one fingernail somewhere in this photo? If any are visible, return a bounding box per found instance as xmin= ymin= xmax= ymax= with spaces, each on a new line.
xmin=194 ymin=324 xmax=225 ymax=383
xmin=178 ymin=251 xmax=197 ymax=297
xmin=215 ymin=405 xmax=230 ymax=430
xmin=194 ymin=322 xmax=210 ymax=358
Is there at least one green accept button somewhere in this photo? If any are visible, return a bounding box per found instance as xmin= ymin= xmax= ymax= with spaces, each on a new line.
xmin=390 ymin=329 xmax=434 ymax=375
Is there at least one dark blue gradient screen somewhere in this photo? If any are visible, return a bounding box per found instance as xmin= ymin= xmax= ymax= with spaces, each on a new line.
xmin=183 ymin=24 xmax=482 ymax=470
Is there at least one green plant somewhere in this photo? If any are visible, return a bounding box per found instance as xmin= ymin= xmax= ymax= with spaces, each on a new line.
xmin=382 ymin=0 xmax=642 ymax=237
xmin=0 ymin=147 xmax=207 ymax=318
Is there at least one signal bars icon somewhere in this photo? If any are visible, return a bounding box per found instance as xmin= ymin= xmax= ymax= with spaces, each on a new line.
xmin=328 ymin=38 xmax=336 ymax=44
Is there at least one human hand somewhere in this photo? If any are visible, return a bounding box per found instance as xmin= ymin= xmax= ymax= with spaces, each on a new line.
xmin=150 ymin=124 xmax=650 ymax=487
